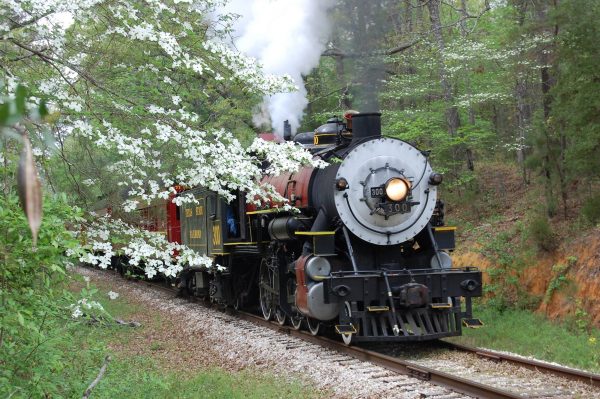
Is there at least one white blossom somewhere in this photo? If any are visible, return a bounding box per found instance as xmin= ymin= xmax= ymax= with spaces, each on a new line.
xmin=107 ymin=291 xmax=119 ymax=300
xmin=71 ymin=307 xmax=83 ymax=319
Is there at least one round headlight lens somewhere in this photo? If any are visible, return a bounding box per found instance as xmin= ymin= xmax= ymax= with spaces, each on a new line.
xmin=385 ymin=178 xmax=410 ymax=202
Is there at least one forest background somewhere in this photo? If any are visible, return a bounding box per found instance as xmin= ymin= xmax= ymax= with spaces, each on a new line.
xmin=303 ymin=0 xmax=600 ymax=327
xmin=1 ymin=0 xmax=600 ymax=396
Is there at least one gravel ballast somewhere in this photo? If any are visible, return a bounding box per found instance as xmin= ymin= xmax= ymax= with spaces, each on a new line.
xmin=78 ymin=267 xmax=471 ymax=399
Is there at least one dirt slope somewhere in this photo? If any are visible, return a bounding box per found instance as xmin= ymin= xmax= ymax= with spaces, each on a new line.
xmin=446 ymin=162 xmax=600 ymax=327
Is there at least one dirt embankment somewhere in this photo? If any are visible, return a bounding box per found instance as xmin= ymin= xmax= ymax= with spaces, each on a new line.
xmin=447 ymin=162 xmax=600 ymax=327
xmin=453 ymin=228 xmax=600 ymax=326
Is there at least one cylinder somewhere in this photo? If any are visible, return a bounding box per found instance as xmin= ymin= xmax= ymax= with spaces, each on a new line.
xmin=268 ymin=216 xmax=305 ymax=241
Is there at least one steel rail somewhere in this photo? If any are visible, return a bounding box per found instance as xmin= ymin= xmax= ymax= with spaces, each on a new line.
xmin=439 ymin=340 xmax=600 ymax=389
xmin=137 ymin=277 xmax=600 ymax=398
xmin=233 ymin=310 xmax=522 ymax=399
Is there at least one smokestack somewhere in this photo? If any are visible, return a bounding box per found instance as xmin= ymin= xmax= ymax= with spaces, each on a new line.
xmin=283 ymin=120 xmax=292 ymax=141
xmin=351 ymin=112 xmax=381 ymax=142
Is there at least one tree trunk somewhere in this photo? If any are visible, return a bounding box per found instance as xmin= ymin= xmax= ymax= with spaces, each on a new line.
xmin=459 ymin=0 xmax=475 ymax=171
xmin=514 ymin=0 xmax=531 ymax=183
xmin=404 ymin=0 xmax=413 ymax=34
xmin=426 ymin=0 xmax=460 ymax=137
xmin=536 ymin=0 xmax=565 ymax=217
xmin=416 ymin=0 xmax=424 ymax=30
xmin=515 ymin=77 xmax=530 ymax=182
xmin=425 ymin=0 xmax=470 ymax=171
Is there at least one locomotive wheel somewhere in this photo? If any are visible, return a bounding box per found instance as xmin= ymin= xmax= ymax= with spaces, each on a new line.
xmin=285 ymin=276 xmax=302 ymax=330
xmin=259 ymin=260 xmax=274 ymax=321
xmin=306 ymin=317 xmax=320 ymax=336
xmin=275 ymin=307 xmax=287 ymax=326
xmin=341 ymin=301 xmax=354 ymax=346
xmin=290 ymin=315 xmax=303 ymax=330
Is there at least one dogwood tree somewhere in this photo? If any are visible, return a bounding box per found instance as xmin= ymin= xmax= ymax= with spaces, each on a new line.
xmin=1 ymin=0 xmax=324 ymax=277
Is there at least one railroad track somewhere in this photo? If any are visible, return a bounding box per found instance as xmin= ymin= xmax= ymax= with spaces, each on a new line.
xmin=130 ymin=275 xmax=600 ymax=399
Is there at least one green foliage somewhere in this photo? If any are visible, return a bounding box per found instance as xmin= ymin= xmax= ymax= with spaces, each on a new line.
xmin=0 ymin=193 xmax=86 ymax=397
xmin=573 ymin=300 xmax=591 ymax=334
xmin=581 ymin=193 xmax=600 ymax=225
xmin=551 ymin=0 xmax=600 ymax=181
xmin=92 ymin=363 xmax=318 ymax=399
xmin=478 ymin=224 xmax=540 ymax=311
xmin=451 ymin=303 xmax=600 ymax=372
xmin=528 ymin=212 xmax=557 ymax=252
xmin=476 ymin=220 xmax=545 ymax=311
xmin=0 ymin=82 xmax=48 ymax=129
xmin=66 ymin=285 xmax=324 ymax=399
xmin=543 ymin=257 xmax=576 ymax=304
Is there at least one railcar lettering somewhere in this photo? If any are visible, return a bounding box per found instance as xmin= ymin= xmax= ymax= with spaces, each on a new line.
xmin=195 ymin=206 xmax=204 ymax=216
xmin=190 ymin=229 xmax=201 ymax=239
xmin=212 ymin=224 xmax=221 ymax=246
xmin=185 ymin=208 xmax=193 ymax=217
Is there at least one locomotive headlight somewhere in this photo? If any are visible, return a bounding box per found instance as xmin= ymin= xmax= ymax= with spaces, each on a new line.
xmin=385 ymin=178 xmax=410 ymax=202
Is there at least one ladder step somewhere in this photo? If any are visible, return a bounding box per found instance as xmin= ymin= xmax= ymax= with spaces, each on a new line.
xmin=335 ymin=324 xmax=357 ymax=334
xmin=367 ymin=306 xmax=389 ymax=312
xmin=462 ymin=318 xmax=484 ymax=328
xmin=431 ymin=303 xmax=452 ymax=309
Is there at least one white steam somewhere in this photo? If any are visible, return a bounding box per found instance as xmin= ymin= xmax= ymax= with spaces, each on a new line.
xmin=224 ymin=0 xmax=334 ymax=136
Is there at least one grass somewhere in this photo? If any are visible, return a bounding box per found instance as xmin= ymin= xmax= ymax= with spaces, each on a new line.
xmin=65 ymin=274 xmax=323 ymax=399
xmin=447 ymin=304 xmax=600 ymax=372
xmin=92 ymin=363 xmax=314 ymax=399
xmin=71 ymin=273 xmax=600 ymax=399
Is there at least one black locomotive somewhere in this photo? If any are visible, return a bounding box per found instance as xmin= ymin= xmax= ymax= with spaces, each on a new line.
xmin=175 ymin=112 xmax=482 ymax=344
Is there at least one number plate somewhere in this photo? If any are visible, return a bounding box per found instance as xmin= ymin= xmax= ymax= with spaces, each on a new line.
xmin=383 ymin=202 xmax=410 ymax=214
xmin=370 ymin=187 xmax=385 ymax=198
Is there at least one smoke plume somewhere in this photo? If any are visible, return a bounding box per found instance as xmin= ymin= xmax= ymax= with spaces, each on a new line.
xmin=223 ymin=0 xmax=334 ymax=136
xmin=333 ymin=0 xmax=389 ymax=113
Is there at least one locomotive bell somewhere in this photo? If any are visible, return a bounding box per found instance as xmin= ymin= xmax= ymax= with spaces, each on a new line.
xmin=343 ymin=109 xmax=359 ymax=131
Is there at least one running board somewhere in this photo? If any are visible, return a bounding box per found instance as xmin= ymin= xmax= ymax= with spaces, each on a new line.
xmin=367 ymin=306 xmax=389 ymax=312
xmin=335 ymin=324 xmax=357 ymax=334
xmin=462 ymin=318 xmax=484 ymax=328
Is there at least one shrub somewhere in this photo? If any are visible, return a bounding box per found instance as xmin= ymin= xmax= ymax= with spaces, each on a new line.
xmin=581 ymin=194 xmax=600 ymax=225
xmin=0 ymin=193 xmax=87 ymax=397
xmin=528 ymin=213 xmax=557 ymax=251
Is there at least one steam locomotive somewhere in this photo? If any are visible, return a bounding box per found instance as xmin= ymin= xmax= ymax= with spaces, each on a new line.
xmin=165 ymin=112 xmax=483 ymax=344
